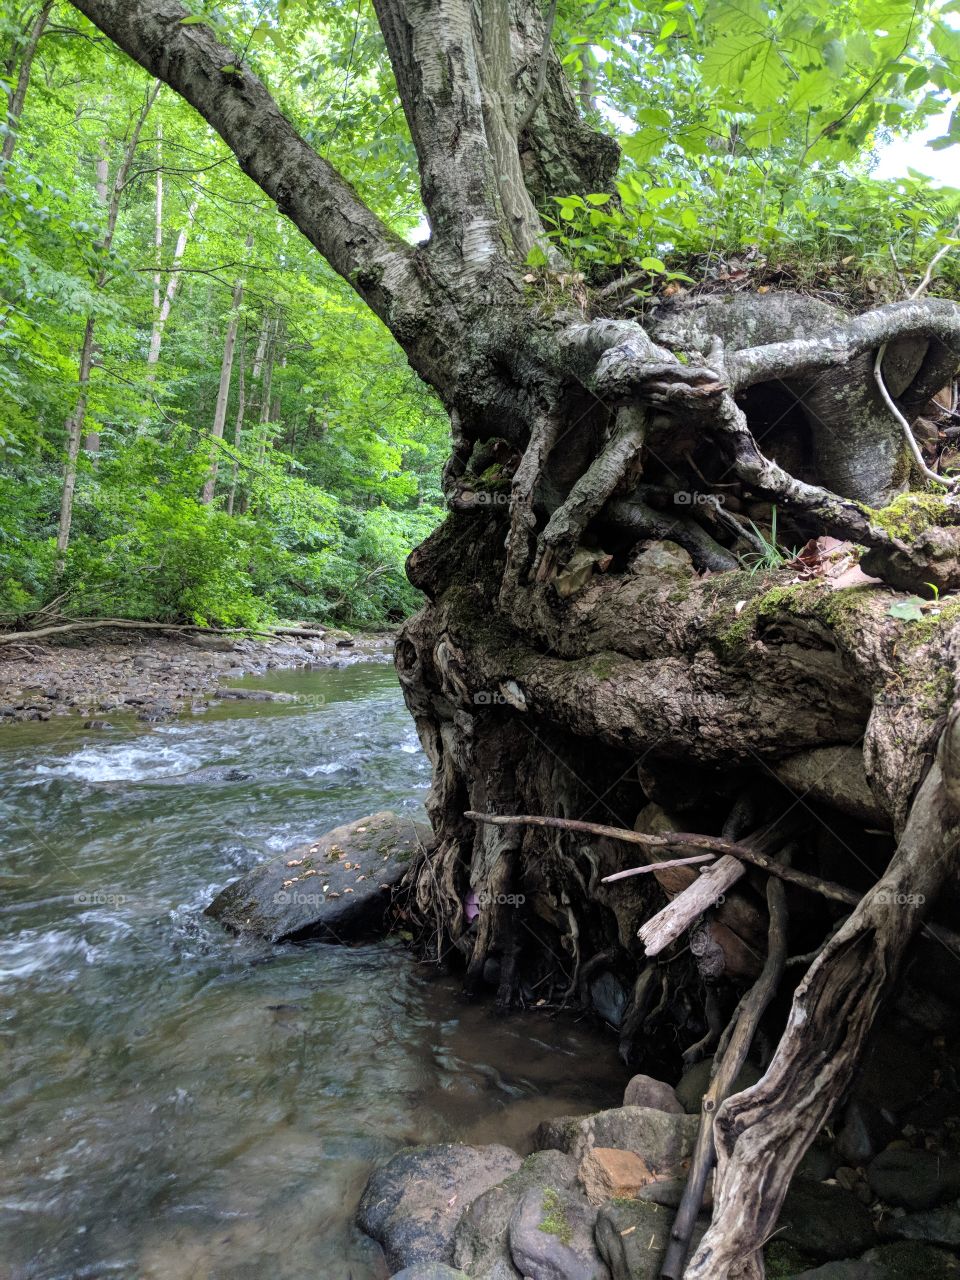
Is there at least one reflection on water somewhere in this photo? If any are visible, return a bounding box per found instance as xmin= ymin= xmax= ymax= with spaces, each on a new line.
xmin=0 ymin=663 xmax=625 ymax=1280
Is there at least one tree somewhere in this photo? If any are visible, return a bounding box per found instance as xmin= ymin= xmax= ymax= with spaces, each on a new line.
xmin=58 ymin=0 xmax=960 ymax=1272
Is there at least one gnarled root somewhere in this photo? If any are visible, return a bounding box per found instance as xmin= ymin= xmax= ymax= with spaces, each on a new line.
xmin=685 ymin=705 xmax=960 ymax=1280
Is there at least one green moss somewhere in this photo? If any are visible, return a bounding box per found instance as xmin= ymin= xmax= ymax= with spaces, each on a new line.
xmin=894 ymin=596 xmax=960 ymax=647
xmin=866 ymin=491 xmax=952 ymax=540
xmin=764 ymin=1241 xmax=816 ymax=1278
xmin=539 ymin=1188 xmax=573 ymax=1246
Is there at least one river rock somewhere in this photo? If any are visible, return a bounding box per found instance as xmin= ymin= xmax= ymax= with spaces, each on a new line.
xmin=777 ymin=1179 xmax=877 ymax=1259
xmin=866 ymin=1147 xmax=960 ymax=1210
xmin=535 ymin=1105 xmax=698 ymax=1171
xmin=452 ymin=1149 xmax=577 ymax=1280
xmin=391 ymin=1268 xmax=471 ymax=1280
xmin=595 ymin=1198 xmax=707 ymax=1280
xmin=578 ymin=1147 xmax=656 ymax=1205
xmin=357 ymin=1142 xmax=521 ymax=1271
xmin=790 ymin=1240 xmax=960 ymax=1278
xmin=674 ymin=1056 xmax=762 ymax=1113
xmin=883 ymin=1205 xmax=960 ymax=1247
xmin=205 ymin=811 xmax=431 ymax=943
xmin=837 ymin=1100 xmax=896 ymax=1168
xmin=508 ymin=1185 xmax=609 ymax=1280
xmin=622 ymin=1073 xmax=684 ymax=1114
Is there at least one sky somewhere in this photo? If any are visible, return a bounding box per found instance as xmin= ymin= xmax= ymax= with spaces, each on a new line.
xmin=873 ymin=106 xmax=959 ymax=184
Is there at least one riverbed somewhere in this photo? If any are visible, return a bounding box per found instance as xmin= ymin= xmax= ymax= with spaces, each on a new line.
xmin=1 ymin=662 xmax=625 ymax=1279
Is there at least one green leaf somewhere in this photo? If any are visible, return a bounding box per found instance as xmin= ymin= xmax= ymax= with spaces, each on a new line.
xmin=640 ymin=256 xmax=667 ymax=272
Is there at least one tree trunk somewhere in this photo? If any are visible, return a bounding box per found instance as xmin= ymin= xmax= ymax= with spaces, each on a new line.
xmin=146 ymin=193 xmax=199 ymax=375
xmin=225 ymin=335 xmax=245 ymax=517
xmin=201 ymin=238 xmax=249 ymax=505
xmin=68 ymin=1 xmax=960 ymax=1273
xmin=57 ymin=79 xmax=160 ymax=555
xmin=0 ymin=0 xmax=53 ymax=181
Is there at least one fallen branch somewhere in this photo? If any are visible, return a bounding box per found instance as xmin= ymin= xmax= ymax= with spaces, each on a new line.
xmin=638 ymin=856 xmax=746 ymax=956
xmin=662 ymin=869 xmax=789 ymax=1279
xmin=465 ymin=811 xmax=960 ymax=954
xmin=466 ymin=811 xmax=855 ymax=905
xmin=0 ymin=618 xmax=329 ymax=644
xmin=602 ymin=854 xmax=715 ymax=880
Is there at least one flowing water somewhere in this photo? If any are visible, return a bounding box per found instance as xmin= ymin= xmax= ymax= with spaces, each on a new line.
xmin=1 ymin=661 xmax=625 ymax=1280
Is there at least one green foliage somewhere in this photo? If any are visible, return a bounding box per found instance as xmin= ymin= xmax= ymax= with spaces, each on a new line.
xmin=0 ymin=11 xmax=445 ymax=630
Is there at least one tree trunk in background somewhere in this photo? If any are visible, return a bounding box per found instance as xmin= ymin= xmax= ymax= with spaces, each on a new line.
xmin=146 ymin=193 xmax=198 ymax=375
xmin=0 ymin=0 xmax=53 ymax=334
xmin=55 ymin=315 xmax=96 ymax=567
xmin=57 ymin=79 xmax=160 ymax=559
xmin=201 ymin=237 xmax=250 ymax=505
xmin=253 ymin=315 xmax=277 ymax=469
xmin=225 ymin=335 xmax=245 ymax=516
xmin=0 ymin=0 xmax=53 ymax=182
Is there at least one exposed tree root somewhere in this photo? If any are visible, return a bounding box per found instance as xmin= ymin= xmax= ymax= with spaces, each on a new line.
xmin=685 ymin=705 xmax=960 ymax=1279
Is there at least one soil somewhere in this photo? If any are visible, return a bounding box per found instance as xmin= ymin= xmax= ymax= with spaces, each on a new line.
xmin=0 ymin=626 xmax=395 ymax=724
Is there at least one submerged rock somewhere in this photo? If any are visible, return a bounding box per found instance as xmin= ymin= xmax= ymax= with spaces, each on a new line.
xmin=205 ymin=810 xmax=431 ymax=943
xmin=357 ymin=1142 xmax=521 ymax=1272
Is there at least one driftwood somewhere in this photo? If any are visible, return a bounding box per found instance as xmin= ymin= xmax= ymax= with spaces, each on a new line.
xmin=466 ymin=812 xmax=856 ymax=906
xmin=662 ymin=871 xmax=789 ymax=1279
xmin=0 ymin=618 xmax=328 ymax=645
xmin=685 ymin=705 xmax=960 ymax=1280
xmin=638 ymin=856 xmax=747 ymax=956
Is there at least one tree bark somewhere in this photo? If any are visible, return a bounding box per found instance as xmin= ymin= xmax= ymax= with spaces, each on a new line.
xmin=201 ymin=237 xmax=249 ymax=505
xmin=0 ymin=1 xmax=53 ymax=181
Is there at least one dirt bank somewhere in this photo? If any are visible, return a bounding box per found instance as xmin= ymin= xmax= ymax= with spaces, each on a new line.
xmin=0 ymin=626 xmax=394 ymax=724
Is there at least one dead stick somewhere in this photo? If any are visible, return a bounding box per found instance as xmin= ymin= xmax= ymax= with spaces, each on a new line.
xmin=465 ymin=812 xmax=960 ymax=953
xmin=661 ymin=871 xmax=789 ymax=1280
xmin=465 ymin=811 xmax=854 ymax=905
xmin=603 ymin=854 xmax=716 ymax=881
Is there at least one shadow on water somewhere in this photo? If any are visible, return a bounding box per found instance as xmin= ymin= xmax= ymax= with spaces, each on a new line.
xmin=0 ymin=662 xmax=626 ymax=1279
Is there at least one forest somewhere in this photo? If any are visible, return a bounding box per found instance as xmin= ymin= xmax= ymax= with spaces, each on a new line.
xmin=5 ymin=0 xmax=960 ymax=1278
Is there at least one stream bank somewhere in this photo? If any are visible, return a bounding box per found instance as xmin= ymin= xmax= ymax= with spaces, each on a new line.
xmin=0 ymin=625 xmax=394 ymax=723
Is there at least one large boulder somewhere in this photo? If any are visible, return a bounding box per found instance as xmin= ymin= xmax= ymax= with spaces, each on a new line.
xmin=205 ymin=811 xmax=430 ymax=943
xmin=508 ymin=1185 xmax=610 ymax=1280
xmin=534 ymin=1105 xmax=698 ymax=1172
xmin=357 ymin=1142 xmax=521 ymax=1271
xmin=452 ymin=1149 xmax=578 ymax=1280
xmin=391 ymin=1268 xmax=471 ymax=1280
xmin=595 ymin=1199 xmax=708 ymax=1280
xmin=777 ymin=1179 xmax=877 ymax=1260
xmin=789 ymin=1240 xmax=960 ymax=1278
xmin=866 ymin=1147 xmax=960 ymax=1210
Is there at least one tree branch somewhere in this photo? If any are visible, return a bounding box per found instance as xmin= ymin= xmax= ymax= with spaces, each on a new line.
xmin=68 ymin=0 xmax=428 ymax=353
